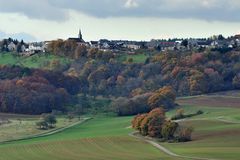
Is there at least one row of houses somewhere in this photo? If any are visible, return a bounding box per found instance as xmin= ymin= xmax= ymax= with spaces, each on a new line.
xmin=2 ymin=41 xmax=48 ymax=56
xmin=86 ymin=35 xmax=240 ymax=52
xmin=68 ymin=30 xmax=147 ymax=51
xmin=187 ymin=37 xmax=240 ymax=49
xmin=89 ymin=39 xmax=146 ymax=50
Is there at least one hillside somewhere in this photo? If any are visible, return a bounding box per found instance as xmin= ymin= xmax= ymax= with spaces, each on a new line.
xmin=0 ymin=92 xmax=239 ymax=160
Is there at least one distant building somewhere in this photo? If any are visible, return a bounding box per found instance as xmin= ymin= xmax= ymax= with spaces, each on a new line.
xmin=22 ymin=42 xmax=46 ymax=55
xmin=124 ymin=44 xmax=141 ymax=50
xmin=159 ymin=41 xmax=176 ymax=51
xmin=234 ymin=34 xmax=240 ymax=39
xmin=90 ymin=41 xmax=99 ymax=48
xmin=99 ymin=39 xmax=111 ymax=49
xmin=21 ymin=45 xmax=26 ymax=52
xmin=7 ymin=42 xmax=16 ymax=51
xmin=147 ymin=40 xmax=177 ymax=51
xmin=211 ymin=40 xmax=227 ymax=48
xmin=68 ymin=29 xmax=86 ymax=44
xmin=197 ymin=40 xmax=212 ymax=48
xmin=236 ymin=39 xmax=240 ymax=47
xmin=188 ymin=39 xmax=198 ymax=49
xmin=147 ymin=39 xmax=160 ymax=49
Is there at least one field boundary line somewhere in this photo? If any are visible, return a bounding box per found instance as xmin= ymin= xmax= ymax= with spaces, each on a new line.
xmin=0 ymin=117 xmax=92 ymax=145
xmin=174 ymin=117 xmax=240 ymax=124
xmin=177 ymin=92 xmax=240 ymax=100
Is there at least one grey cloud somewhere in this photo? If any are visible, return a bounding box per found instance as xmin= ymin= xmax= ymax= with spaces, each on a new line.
xmin=0 ymin=0 xmax=68 ymax=21
xmin=0 ymin=0 xmax=240 ymax=22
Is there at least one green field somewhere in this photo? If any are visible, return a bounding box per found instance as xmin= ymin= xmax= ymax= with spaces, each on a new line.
xmin=162 ymin=96 xmax=240 ymax=160
xmin=118 ymin=53 xmax=149 ymax=63
xmin=161 ymin=119 xmax=240 ymax=160
xmin=0 ymin=52 xmax=71 ymax=69
xmin=0 ymin=116 xmax=186 ymax=160
xmin=0 ymin=93 xmax=239 ymax=160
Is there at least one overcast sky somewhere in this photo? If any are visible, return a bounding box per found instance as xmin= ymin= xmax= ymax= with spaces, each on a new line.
xmin=0 ymin=0 xmax=240 ymax=41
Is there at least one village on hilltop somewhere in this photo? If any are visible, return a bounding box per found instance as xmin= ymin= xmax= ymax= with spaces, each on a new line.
xmin=1 ymin=29 xmax=240 ymax=56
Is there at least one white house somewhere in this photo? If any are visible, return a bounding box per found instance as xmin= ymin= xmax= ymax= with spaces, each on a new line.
xmin=124 ymin=44 xmax=141 ymax=50
xmin=21 ymin=45 xmax=26 ymax=52
xmin=236 ymin=39 xmax=240 ymax=47
xmin=27 ymin=42 xmax=46 ymax=53
xmin=7 ymin=42 xmax=16 ymax=51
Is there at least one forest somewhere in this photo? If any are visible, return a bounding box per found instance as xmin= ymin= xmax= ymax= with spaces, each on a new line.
xmin=0 ymin=65 xmax=80 ymax=114
xmin=48 ymin=40 xmax=240 ymax=97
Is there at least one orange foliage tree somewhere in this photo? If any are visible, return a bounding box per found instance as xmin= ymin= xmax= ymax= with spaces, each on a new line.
xmin=147 ymin=86 xmax=176 ymax=110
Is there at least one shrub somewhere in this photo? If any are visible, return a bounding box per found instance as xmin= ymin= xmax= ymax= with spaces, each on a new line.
xmin=36 ymin=114 xmax=57 ymax=130
xmin=171 ymin=109 xmax=203 ymax=120
xmin=171 ymin=108 xmax=185 ymax=120
xmin=44 ymin=114 xmax=57 ymax=128
xmin=161 ymin=121 xmax=179 ymax=140
xmin=196 ymin=110 xmax=204 ymax=115
xmin=111 ymin=93 xmax=152 ymax=116
xmin=36 ymin=121 xmax=48 ymax=130
xmin=175 ymin=126 xmax=194 ymax=142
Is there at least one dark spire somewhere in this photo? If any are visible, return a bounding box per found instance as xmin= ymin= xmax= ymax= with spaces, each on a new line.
xmin=79 ymin=29 xmax=83 ymax=40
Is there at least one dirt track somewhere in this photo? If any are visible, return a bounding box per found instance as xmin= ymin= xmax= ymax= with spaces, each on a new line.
xmin=129 ymin=132 xmax=219 ymax=160
xmin=129 ymin=118 xmax=240 ymax=160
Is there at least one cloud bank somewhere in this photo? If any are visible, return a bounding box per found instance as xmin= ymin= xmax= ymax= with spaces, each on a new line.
xmin=0 ymin=0 xmax=240 ymax=22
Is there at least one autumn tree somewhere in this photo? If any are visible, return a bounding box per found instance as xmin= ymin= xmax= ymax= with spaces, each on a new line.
xmin=132 ymin=113 xmax=148 ymax=131
xmin=161 ymin=121 xmax=179 ymax=140
xmin=139 ymin=108 xmax=166 ymax=137
xmin=233 ymin=74 xmax=240 ymax=89
xmin=75 ymin=45 xmax=87 ymax=59
xmin=148 ymin=86 xmax=176 ymax=110
xmin=189 ymin=70 xmax=208 ymax=95
xmin=175 ymin=126 xmax=194 ymax=142
xmin=147 ymin=108 xmax=166 ymax=136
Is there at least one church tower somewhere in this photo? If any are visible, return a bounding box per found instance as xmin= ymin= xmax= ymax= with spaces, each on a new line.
xmin=79 ymin=29 xmax=83 ymax=40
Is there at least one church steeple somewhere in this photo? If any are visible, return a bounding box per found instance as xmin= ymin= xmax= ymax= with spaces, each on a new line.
xmin=79 ymin=29 xmax=83 ymax=40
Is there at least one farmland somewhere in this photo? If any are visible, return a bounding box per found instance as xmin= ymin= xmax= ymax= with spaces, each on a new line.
xmin=0 ymin=116 xmax=186 ymax=160
xmin=0 ymin=114 xmax=80 ymax=143
xmin=162 ymin=94 xmax=240 ymax=160
xmin=0 ymin=92 xmax=239 ymax=160
xmin=161 ymin=119 xmax=240 ymax=160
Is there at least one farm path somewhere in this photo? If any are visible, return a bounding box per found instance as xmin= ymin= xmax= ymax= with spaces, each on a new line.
xmin=129 ymin=132 xmax=219 ymax=160
xmin=129 ymin=116 xmax=240 ymax=160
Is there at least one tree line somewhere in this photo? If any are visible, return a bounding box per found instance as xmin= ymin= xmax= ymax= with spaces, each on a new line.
xmin=111 ymin=86 xmax=176 ymax=116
